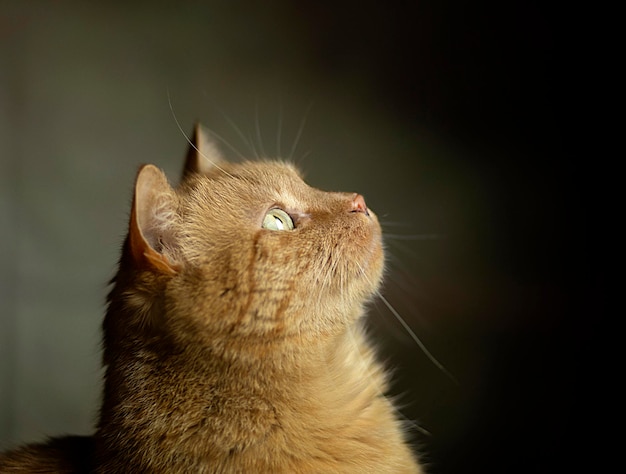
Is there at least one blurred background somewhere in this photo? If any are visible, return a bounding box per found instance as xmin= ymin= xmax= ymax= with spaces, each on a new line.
xmin=1 ymin=2 xmax=593 ymax=473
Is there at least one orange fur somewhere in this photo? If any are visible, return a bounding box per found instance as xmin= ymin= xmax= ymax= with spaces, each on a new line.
xmin=1 ymin=125 xmax=422 ymax=473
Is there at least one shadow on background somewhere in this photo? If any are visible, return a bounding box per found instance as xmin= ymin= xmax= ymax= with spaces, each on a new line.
xmin=1 ymin=2 xmax=594 ymax=473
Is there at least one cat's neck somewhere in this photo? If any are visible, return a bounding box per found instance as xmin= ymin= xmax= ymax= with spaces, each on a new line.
xmin=95 ymin=321 xmax=401 ymax=471
xmin=99 ymin=317 xmax=384 ymax=414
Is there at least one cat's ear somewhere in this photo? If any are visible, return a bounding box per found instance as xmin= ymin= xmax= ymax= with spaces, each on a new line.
xmin=129 ymin=165 xmax=180 ymax=275
xmin=182 ymin=123 xmax=224 ymax=180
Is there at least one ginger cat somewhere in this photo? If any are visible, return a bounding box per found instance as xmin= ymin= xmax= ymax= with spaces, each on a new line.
xmin=0 ymin=125 xmax=422 ymax=473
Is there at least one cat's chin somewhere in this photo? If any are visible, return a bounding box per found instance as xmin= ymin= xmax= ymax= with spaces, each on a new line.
xmin=356 ymin=210 xmax=385 ymax=294
xmin=359 ymin=244 xmax=384 ymax=295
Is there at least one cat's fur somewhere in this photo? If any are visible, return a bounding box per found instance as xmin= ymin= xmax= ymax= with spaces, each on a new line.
xmin=0 ymin=125 xmax=422 ymax=473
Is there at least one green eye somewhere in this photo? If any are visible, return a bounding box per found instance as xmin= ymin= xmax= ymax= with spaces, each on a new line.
xmin=262 ymin=208 xmax=295 ymax=231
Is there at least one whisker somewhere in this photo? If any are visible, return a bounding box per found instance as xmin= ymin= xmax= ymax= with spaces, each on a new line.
xmin=383 ymin=233 xmax=445 ymax=241
xmin=288 ymin=102 xmax=314 ymax=161
xmin=196 ymin=91 xmax=252 ymax=160
xmin=355 ymin=260 xmax=457 ymax=384
xmin=379 ymin=221 xmax=417 ymax=227
xmin=383 ymin=266 xmax=426 ymax=306
xmin=248 ymin=131 xmax=260 ymax=160
xmin=293 ymin=149 xmax=313 ymax=168
xmin=276 ymin=105 xmax=283 ymax=158
xmin=376 ymin=292 xmax=457 ymax=384
xmin=385 ymin=387 xmax=432 ymax=436
xmin=254 ymin=101 xmax=267 ymax=158
xmin=385 ymin=251 xmax=413 ymax=272
xmin=384 ymin=238 xmax=420 ymax=261
xmin=223 ymin=114 xmax=258 ymax=159
xmin=206 ymin=129 xmax=249 ymax=162
xmin=345 ymin=300 xmax=432 ymax=436
xmin=166 ymin=88 xmax=236 ymax=178
xmin=404 ymin=416 xmax=432 ymax=436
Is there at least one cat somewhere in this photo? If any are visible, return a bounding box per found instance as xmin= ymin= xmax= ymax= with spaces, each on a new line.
xmin=0 ymin=124 xmax=423 ymax=473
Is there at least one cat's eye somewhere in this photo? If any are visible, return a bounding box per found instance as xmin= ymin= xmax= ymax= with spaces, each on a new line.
xmin=262 ymin=208 xmax=295 ymax=231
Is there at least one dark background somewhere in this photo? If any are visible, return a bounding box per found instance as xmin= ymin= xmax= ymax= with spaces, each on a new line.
xmin=1 ymin=2 xmax=595 ymax=473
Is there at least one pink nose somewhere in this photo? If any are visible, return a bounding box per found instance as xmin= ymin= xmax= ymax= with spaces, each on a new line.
xmin=351 ymin=193 xmax=370 ymax=216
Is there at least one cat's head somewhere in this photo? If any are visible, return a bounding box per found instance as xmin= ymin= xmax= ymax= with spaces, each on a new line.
xmin=108 ymin=124 xmax=384 ymax=360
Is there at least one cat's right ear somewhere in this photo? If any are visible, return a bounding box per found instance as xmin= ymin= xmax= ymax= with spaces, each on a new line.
xmin=181 ymin=123 xmax=224 ymax=180
xmin=129 ymin=165 xmax=180 ymax=275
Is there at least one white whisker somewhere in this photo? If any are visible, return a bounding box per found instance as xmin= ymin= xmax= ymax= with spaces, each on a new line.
xmin=276 ymin=105 xmax=283 ymax=158
xmin=247 ymin=131 xmax=260 ymax=160
xmin=293 ymin=149 xmax=313 ymax=168
xmin=222 ymin=114 xmax=258 ymax=160
xmin=196 ymin=92 xmax=251 ymax=161
xmin=384 ymin=268 xmax=426 ymax=303
xmin=344 ymin=306 xmax=432 ymax=437
xmin=384 ymin=233 xmax=445 ymax=241
xmin=376 ymin=292 xmax=457 ymax=384
xmin=205 ymin=128 xmax=248 ymax=162
xmin=355 ymin=260 xmax=457 ymax=384
xmin=166 ymin=88 xmax=236 ymax=178
xmin=288 ymin=102 xmax=314 ymax=161
xmin=384 ymin=239 xmax=420 ymax=260
xmin=379 ymin=221 xmax=418 ymax=227
xmin=384 ymin=253 xmax=413 ymax=276
xmin=254 ymin=101 xmax=266 ymax=158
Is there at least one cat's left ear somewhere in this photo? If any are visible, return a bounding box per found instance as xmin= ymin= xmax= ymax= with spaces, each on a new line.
xmin=181 ymin=123 xmax=224 ymax=180
xmin=129 ymin=165 xmax=180 ymax=275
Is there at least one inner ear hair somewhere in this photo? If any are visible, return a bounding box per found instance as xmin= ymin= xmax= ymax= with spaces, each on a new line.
xmin=130 ymin=165 xmax=180 ymax=275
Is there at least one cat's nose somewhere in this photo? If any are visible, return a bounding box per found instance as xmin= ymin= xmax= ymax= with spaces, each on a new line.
xmin=350 ymin=193 xmax=370 ymax=217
